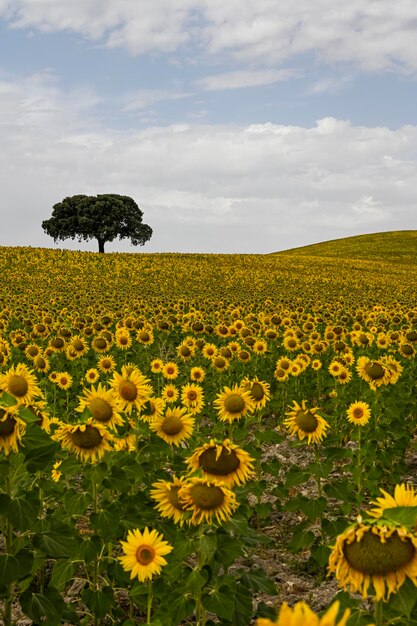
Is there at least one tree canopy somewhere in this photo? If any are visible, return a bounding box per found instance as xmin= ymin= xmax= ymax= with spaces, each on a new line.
xmin=42 ymin=194 xmax=152 ymax=253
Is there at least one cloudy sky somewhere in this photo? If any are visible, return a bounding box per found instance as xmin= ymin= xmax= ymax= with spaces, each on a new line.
xmin=1 ymin=0 xmax=417 ymax=254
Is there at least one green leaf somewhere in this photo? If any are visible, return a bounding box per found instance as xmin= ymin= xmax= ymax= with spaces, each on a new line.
xmin=80 ymin=535 xmax=102 ymax=561
xmin=215 ymin=532 xmax=243 ymax=567
xmin=285 ymin=467 xmax=309 ymax=488
xmin=199 ymin=534 xmax=217 ymax=564
xmin=203 ymin=586 xmax=235 ymax=621
xmin=324 ymin=481 xmax=350 ymax=502
xmin=0 ymin=554 xmax=20 ymax=585
xmin=20 ymin=586 xmax=64 ymax=624
xmin=33 ymin=531 xmax=79 ymax=558
xmin=310 ymin=544 xmax=331 ymax=567
xmin=381 ymin=506 xmax=417 ymax=528
xmin=390 ymin=577 xmax=417 ymax=617
xmin=64 ymin=489 xmax=93 ymax=517
xmin=0 ymin=493 xmax=11 ymax=516
xmin=0 ymin=391 xmax=18 ymax=406
xmin=185 ymin=568 xmax=209 ymax=595
xmin=90 ymin=506 xmax=120 ymax=541
xmin=231 ymin=582 xmax=253 ymax=626
xmin=81 ymin=586 xmax=114 ymax=619
xmin=240 ymin=568 xmax=277 ymax=595
xmin=288 ymin=530 xmax=315 ymax=552
xmin=14 ymin=548 xmax=34 ymax=582
xmin=301 ymin=496 xmax=328 ymax=521
xmin=50 ymin=560 xmax=75 ymax=592
xmin=9 ymin=496 xmax=39 ymax=531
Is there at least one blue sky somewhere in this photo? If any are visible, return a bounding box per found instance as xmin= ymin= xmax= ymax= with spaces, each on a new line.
xmin=1 ymin=0 xmax=417 ymax=253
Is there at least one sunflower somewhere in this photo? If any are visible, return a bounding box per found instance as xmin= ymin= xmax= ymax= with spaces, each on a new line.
xmin=55 ymin=371 xmax=73 ymax=390
xmin=115 ymin=330 xmax=132 ymax=350
xmin=150 ymin=475 xmax=189 ymax=526
xmin=337 ymin=367 xmax=352 ymax=385
xmin=356 ymin=357 xmax=390 ymax=390
xmin=161 ymin=384 xmax=179 ymax=403
xmin=368 ymin=483 xmax=417 ymax=520
xmin=76 ymin=383 xmax=125 ymax=429
xmin=252 ymin=339 xmax=268 ymax=355
xmin=25 ymin=343 xmax=41 ymax=361
xmin=0 ymin=363 xmax=43 ymax=404
xmin=237 ymin=349 xmax=251 ymax=362
xmin=255 ymin=600 xmax=351 ymax=626
xmin=328 ymin=517 xmax=417 ymax=600
xmin=118 ymin=527 xmax=173 ymax=582
xmin=274 ymin=367 xmax=289 ymax=382
xmin=162 ymin=362 xmax=179 ymax=380
xmin=202 ymin=343 xmax=217 ymax=359
xmin=0 ymin=406 xmax=25 ymax=455
xmin=53 ymin=418 xmax=113 ymax=462
xmin=97 ymin=355 xmax=116 ymax=374
xmin=111 ymin=369 xmax=152 ymax=413
xmin=149 ymin=406 xmax=194 ymax=446
xmin=214 ymin=385 xmax=255 ymax=423
xmin=136 ymin=328 xmax=154 ymax=345
xmin=150 ymin=358 xmax=164 ymax=374
xmin=181 ymin=383 xmax=204 ymax=414
xmin=177 ymin=343 xmax=195 ymax=361
xmin=139 ymin=397 xmax=166 ymax=423
xmin=187 ymin=439 xmax=254 ymax=486
xmin=190 ymin=366 xmax=205 ymax=382
xmin=283 ymin=400 xmax=329 ymax=444
xmin=211 ymin=356 xmax=230 ymax=372
xmin=178 ymin=477 xmax=238 ymax=525
xmin=346 ymin=401 xmax=371 ymax=426
xmin=85 ymin=368 xmax=100 ymax=384
xmin=240 ymin=377 xmax=270 ymax=410
xmin=311 ymin=359 xmax=322 ymax=371
xmin=68 ymin=335 xmax=89 ymax=357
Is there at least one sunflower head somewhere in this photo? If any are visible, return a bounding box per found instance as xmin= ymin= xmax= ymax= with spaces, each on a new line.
xmin=283 ymin=400 xmax=329 ymax=444
xmin=187 ymin=439 xmax=255 ymax=486
xmin=118 ymin=527 xmax=173 ymax=582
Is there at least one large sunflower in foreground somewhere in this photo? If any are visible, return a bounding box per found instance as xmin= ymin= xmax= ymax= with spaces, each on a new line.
xmin=178 ymin=477 xmax=238 ymax=525
xmin=0 ymin=363 xmax=43 ymax=404
xmin=118 ymin=527 xmax=173 ymax=582
xmin=256 ymin=600 xmax=352 ymax=626
xmin=150 ymin=475 xmax=189 ymax=526
xmin=53 ymin=418 xmax=113 ymax=462
xmin=328 ymin=517 xmax=417 ymax=600
xmin=0 ymin=406 xmax=25 ymax=455
xmin=368 ymin=483 xmax=417 ymax=520
xmin=283 ymin=400 xmax=329 ymax=444
xmin=110 ymin=369 xmax=153 ymax=414
xmin=76 ymin=383 xmax=125 ymax=429
xmin=214 ymin=385 xmax=255 ymax=423
xmin=149 ymin=406 xmax=194 ymax=446
xmin=186 ymin=439 xmax=255 ymax=487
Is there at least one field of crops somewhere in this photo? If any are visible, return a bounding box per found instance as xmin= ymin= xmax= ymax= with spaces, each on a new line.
xmin=1 ymin=231 xmax=417 ymax=626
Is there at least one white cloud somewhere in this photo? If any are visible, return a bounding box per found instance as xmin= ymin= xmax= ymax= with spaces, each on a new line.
xmin=2 ymin=1 xmax=417 ymax=72
xmin=197 ymin=68 xmax=298 ymax=91
xmin=1 ymin=72 xmax=417 ymax=253
xmin=122 ymin=89 xmax=194 ymax=112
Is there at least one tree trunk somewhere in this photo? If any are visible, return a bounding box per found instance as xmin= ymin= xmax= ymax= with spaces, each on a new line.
xmin=97 ymin=238 xmax=105 ymax=253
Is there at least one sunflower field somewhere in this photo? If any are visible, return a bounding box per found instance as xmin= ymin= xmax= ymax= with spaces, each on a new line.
xmin=1 ymin=232 xmax=417 ymax=626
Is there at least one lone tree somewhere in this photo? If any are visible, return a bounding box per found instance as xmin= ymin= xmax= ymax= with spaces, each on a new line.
xmin=42 ymin=194 xmax=152 ymax=253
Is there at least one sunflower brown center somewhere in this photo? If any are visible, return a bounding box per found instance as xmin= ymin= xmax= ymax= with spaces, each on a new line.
xmin=180 ymin=346 xmax=191 ymax=356
xmin=119 ymin=381 xmax=137 ymax=401
xmin=187 ymin=390 xmax=198 ymax=402
xmin=353 ymin=408 xmax=364 ymax=419
xmin=95 ymin=338 xmax=107 ymax=350
xmin=167 ymin=486 xmax=186 ymax=510
xmin=73 ymin=339 xmax=84 ymax=351
xmin=250 ymin=383 xmax=265 ymax=401
xmin=138 ymin=331 xmax=150 ymax=342
xmin=70 ymin=425 xmax=103 ymax=449
xmin=162 ymin=415 xmax=183 ymax=435
xmin=295 ymin=410 xmax=318 ymax=433
xmin=365 ymin=362 xmax=385 ymax=380
xmin=135 ymin=544 xmax=155 ymax=565
xmin=199 ymin=447 xmax=240 ymax=475
xmin=402 ymin=344 xmax=414 ymax=355
xmin=223 ymin=394 xmax=245 ymax=414
xmin=0 ymin=414 xmax=16 ymax=436
xmin=8 ymin=375 xmax=29 ymax=397
xmin=89 ymin=398 xmax=113 ymax=422
xmin=189 ymin=483 xmax=225 ymax=510
xmin=34 ymin=356 xmax=46 ymax=369
xmin=27 ymin=346 xmax=39 ymax=357
xmin=214 ymin=357 xmax=226 ymax=368
xmin=343 ymin=530 xmax=416 ymax=575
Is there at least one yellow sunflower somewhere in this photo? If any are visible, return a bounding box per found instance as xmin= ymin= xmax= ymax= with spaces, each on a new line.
xmin=283 ymin=400 xmax=329 ymax=444
xmin=97 ymin=355 xmax=116 ymax=374
xmin=139 ymin=397 xmax=166 ymax=423
xmin=110 ymin=369 xmax=152 ymax=414
xmin=240 ymin=377 xmax=270 ymax=410
xmin=0 ymin=406 xmax=25 ymax=455
xmin=55 ymin=371 xmax=73 ymax=390
xmin=150 ymin=358 xmax=164 ymax=374
xmin=161 ymin=384 xmax=179 ymax=403
xmin=186 ymin=439 xmax=254 ymax=486
xmin=53 ymin=418 xmax=113 ymax=462
xmin=255 ymin=600 xmax=351 ymax=626
xmin=150 ymin=475 xmax=189 ymax=526
xmin=91 ymin=336 xmax=110 ymax=354
xmin=85 ymin=368 xmax=100 ymax=384
xmin=190 ymin=366 xmax=205 ymax=382
xmin=178 ymin=477 xmax=238 ymax=525
xmin=214 ymin=385 xmax=255 ymax=423
xmin=181 ymin=383 xmax=204 ymax=414
xmin=356 ymin=357 xmax=391 ymax=390
xmin=368 ymin=483 xmax=417 ymax=520
xmin=0 ymin=363 xmax=43 ymax=404
xmin=346 ymin=401 xmax=371 ymax=426
xmin=115 ymin=330 xmax=132 ymax=350
xmin=162 ymin=362 xmax=179 ymax=380
xmin=76 ymin=383 xmax=125 ymax=429
xmin=328 ymin=517 xmax=417 ymax=601
xmin=118 ymin=527 xmax=173 ymax=582
xmin=149 ymin=406 xmax=195 ymax=446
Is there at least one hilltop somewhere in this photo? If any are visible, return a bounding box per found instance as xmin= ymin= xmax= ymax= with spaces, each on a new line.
xmin=275 ymin=230 xmax=417 ymax=264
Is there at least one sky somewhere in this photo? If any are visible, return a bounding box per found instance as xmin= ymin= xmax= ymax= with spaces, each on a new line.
xmin=1 ymin=1 xmax=417 ymax=254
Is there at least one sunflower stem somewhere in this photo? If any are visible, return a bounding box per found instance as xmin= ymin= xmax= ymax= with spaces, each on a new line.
xmin=4 ymin=460 xmax=14 ymax=626
xmin=146 ymin=579 xmax=153 ymax=625
xmin=374 ymin=599 xmax=383 ymax=626
xmin=357 ymin=427 xmax=362 ymax=496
